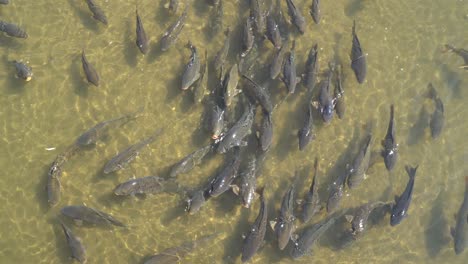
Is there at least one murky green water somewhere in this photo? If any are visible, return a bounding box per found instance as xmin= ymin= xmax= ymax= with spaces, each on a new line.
xmin=0 ymin=0 xmax=467 ymax=263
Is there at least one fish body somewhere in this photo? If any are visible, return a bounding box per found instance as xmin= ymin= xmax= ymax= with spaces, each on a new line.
xmin=185 ymin=189 xmax=210 ymax=215
xmin=237 ymin=156 xmax=257 ymax=208
xmin=85 ymin=0 xmax=108 ymax=25
xmin=210 ymin=0 xmax=224 ymax=37
xmin=350 ymin=20 xmax=366 ymax=83
xmin=310 ymin=0 xmax=320 ymax=24
xmin=327 ymin=170 xmax=348 ymax=213
xmin=427 ymin=83 xmax=444 ymax=138
xmin=334 ymin=64 xmax=345 ymax=118
xmin=170 ymin=145 xmax=212 ymax=178
xmin=193 ymin=50 xmax=208 ymax=104
xmin=270 ymin=44 xmax=287 ymax=79
xmin=317 ymin=67 xmax=335 ymax=123
xmin=14 ymin=61 xmax=33 ymax=81
xmin=445 ymin=44 xmax=468 ymax=68
xmin=298 ymin=103 xmax=314 ymax=151
xmin=60 ymin=222 xmax=87 ymax=263
xmin=302 ymin=158 xmax=321 ymax=222
xmin=61 ymin=205 xmax=126 ymax=227
xmin=181 ymin=42 xmax=201 ymax=90
xmin=304 ymin=44 xmax=318 ymax=93
xmin=161 ymin=8 xmax=187 ymax=51
xmin=135 ymin=9 xmax=149 ymax=54
xmin=0 ymin=21 xmax=28 ymax=38
xmin=81 ymin=50 xmax=100 ymax=86
xmin=286 ymin=0 xmax=306 ymax=34
xmin=266 ymin=14 xmax=282 ymax=49
xmin=114 ymin=176 xmax=177 ymax=196
xmin=347 ymin=134 xmax=373 ymax=189
xmin=214 ymin=28 xmax=231 ymax=72
xmin=390 ymin=165 xmax=418 ymax=226
xmin=258 ymin=112 xmax=273 ymax=152
xmin=348 ymin=201 xmax=386 ymax=236
xmin=451 ymin=176 xmax=468 ymax=254
xmin=274 ymin=177 xmax=297 ymax=250
xmin=242 ymin=75 xmax=273 ymax=114
xmin=216 ymin=104 xmax=254 ymax=154
xmin=241 ymin=188 xmax=267 ymax=262
xmin=209 ymin=102 xmax=225 ymax=140
xmin=282 ymin=41 xmax=300 ymax=94
xmin=0 ymin=1 xmax=9 ymax=5
xmin=47 ymin=162 xmax=62 ymax=207
xmin=207 ymin=147 xmax=241 ymax=197
xmin=241 ymin=16 xmax=255 ymax=58
xmin=223 ymin=63 xmax=240 ymax=107
xmin=250 ymin=0 xmax=266 ymax=37
xmin=382 ymin=104 xmax=397 ymax=171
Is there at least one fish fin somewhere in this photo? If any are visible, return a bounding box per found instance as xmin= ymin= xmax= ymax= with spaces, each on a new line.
xmin=231 ymin=185 xmax=240 ymax=195
xmin=269 ymin=220 xmax=277 ymax=231
xmin=345 ymin=215 xmax=354 ymax=222
xmin=450 ymin=227 xmax=455 ymax=238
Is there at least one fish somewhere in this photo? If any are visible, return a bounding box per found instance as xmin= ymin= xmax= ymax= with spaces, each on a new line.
xmin=161 ymin=7 xmax=187 ymax=51
xmin=206 ymin=147 xmax=242 ymax=197
xmin=14 ymin=61 xmax=33 ymax=81
xmin=170 ymin=145 xmax=213 ymax=178
xmin=270 ymin=44 xmax=287 ymax=80
xmin=315 ymin=64 xmax=335 ymax=123
xmin=303 ymin=44 xmax=319 ymax=93
xmin=334 ymin=64 xmax=345 ymax=119
xmin=216 ymin=104 xmax=255 ymax=154
xmin=47 ymin=162 xmax=62 ymax=208
xmin=208 ymin=102 xmax=225 ymax=140
xmin=85 ymin=0 xmax=108 ymax=25
xmin=273 ymin=174 xmax=298 ymax=250
xmin=0 ymin=20 xmax=28 ymax=38
xmin=144 ymin=233 xmax=218 ymax=264
xmin=61 ymin=205 xmax=126 ymax=227
xmin=310 ymin=0 xmax=320 ymax=24
xmin=286 ymin=0 xmax=306 ymax=34
xmin=241 ymin=187 xmax=267 ymax=262
xmin=327 ymin=169 xmax=349 ymax=213
xmin=103 ymin=128 xmax=163 ymax=174
xmin=241 ymin=75 xmax=273 ymax=114
xmin=350 ymin=20 xmax=367 ymax=84
xmin=114 ymin=176 xmax=179 ymax=196
xmin=239 ymin=44 xmax=259 ymax=76
xmin=181 ymin=42 xmax=201 ymax=90
xmin=390 ymin=165 xmax=418 ymax=226
xmin=266 ymin=13 xmax=282 ymax=49
xmin=298 ymin=103 xmax=315 ymax=151
xmin=347 ymin=134 xmax=373 ymax=189
xmin=185 ymin=189 xmax=210 ymax=215
xmin=210 ymin=0 xmax=224 ymax=36
xmin=214 ymin=28 xmax=231 ymax=73
xmin=75 ymin=108 xmax=142 ymax=147
xmin=302 ymin=157 xmax=322 ymax=223
xmin=282 ymin=40 xmax=301 ymax=94
xmin=81 ymin=50 xmax=100 ymax=87
xmin=0 ymin=0 xmax=9 ymax=5
xmin=60 ymin=221 xmax=87 ymax=264
xmin=241 ymin=16 xmax=255 ymax=58
xmin=451 ymin=176 xmax=468 ymax=254
xmin=223 ymin=63 xmax=240 ymax=107
xmin=169 ymin=0 xmax=179 ymax=13
xmin=258 ymin=112 xmax=273 ymax=152
xmin=427 ymin=83 xmax=445 ymax=139
xmin=444 ymin=44 xmax=468 ymax=69
xmin=233 ymin=155 xmax=257 ymax=208
xmin=193 ymin=50 xmax=208 ymax=104
xmin=250 ymin=0 xmax=266 ymax=37
xmin=381 ymin=104 xmax=398 ymax=171
xmin=346 ymin=201 xmax=386 ymax=236
xmin=135 ymin=9 xmax=149 ymax=55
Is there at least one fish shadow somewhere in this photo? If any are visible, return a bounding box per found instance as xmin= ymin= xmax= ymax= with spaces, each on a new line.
xmin=221 ymin=208 xmax=250 ymax=262
xmin=70 ymin=55 xmax=89 ymax=97
xmin=318 ymin=214 xmax=356 ymax=250
xmin=160 ymin=199 xmax=187 ymax=226
xmin=438 ymin=63 xmax=463 ymax=99
xmin=35 ymin=164 xmax=53 ymax=213
xmin=424 ymin=189 xmax=450 ymax=258
xmin=123 ymin=20 xmax=138 ymax=68
xmin=67 ymin=0 xmax=100 ymax=33
xmin=406 ymin=105 xmax=429 ymax=146
xmin=273 ymin=98 xmax=300 ymax=161
xmin=345 ymin=0 xmax=365 ymax=17
xmin=146 ymin=38 xmax=164 ymax=63
xmin=50 ymin=217 xmax=76 ymax=264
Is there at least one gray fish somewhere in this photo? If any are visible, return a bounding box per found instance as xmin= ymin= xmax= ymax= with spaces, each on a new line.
xmin=161 ymin=7 xmax=187 ymax=51
xmin=214 ymin=28 xmax=231 ymax=73
xmin=316 ymin=65 xmax=335 ymax=123
xmin=334 ymin=64 xmax=345 ymax=119
xmin=207 ymin=147 xmax=241 ymax=197
xmin=382 ymin=104 xmax=397 ymax=171
xmin=286 ymin=0 xmax=306 ymax=34
xmin=241 ymin=187 xmax=267 ymax=262
xmin=47 ymin=163 xmax=62 ymax=208
xmin=390 ymin=165 xmax=418 ymax=226
xmin=451 ymin=176 xmax=468 ymax=254
xmin=241 ymin=75 xmax=273 ymax=114
xmin=223 ymin=63 xmax=240 ymax=107
xmin=346 ymin=201 xmax=386 ymax=236
xmin=303 ymin=44 xmax=319 ymax=93
xmin=310 ymin=0 xmax=320 ymax=24
xmin=282 ymin=40 xmax=301 ymax=94
xmin=298 ymin=103 xmax=315 ymax=151
xmin=85 ymin=0 xmax=108 ymax=25
xmin=427 ymin=83 xmax=444 ymax=139
xmin=241 ymin=16 xmax=255 ymax=58
xmin=170 ymin=145 xmax=213 ymax=178
xmin=327 ymin=169 xmax=348 ymax=213
xmin=60 ymin=221 xmax=87 ymax=264
xmin=193 ymin=50 xmax=208 ymax=104
xmin=216 ymin=104 xmax=255 ymax=153
xmin=258 ymin=112 xmax=273 ymax=152
xmin=61 ymin=205 xmax=126 ymax=227
xmin=347 ymin=134 xmax=373 ymax=189
xmin=103 ymin=128 xmax=163 ymax=174
xmin=210 ymin=0 xmax=224 ymax=36
xmin=350 ymin=20 xmax=366 ymax=84
xmin=302 ymin=157 xmax=321 ymax=223
xmin=445 ymin=44 xmax=468 ymax=68
xmin=273 ymin=174 xmax=298 ymax=250
xmin=250 ymin=0 xmax=266 ymax=37
xmin=135 ymin=9 xmax=149 ymax=55
xmin=114 ymin=176 xmax=179 ymax=196
xmin=144 ymin=233 xmax=218 ymax=264
xmin=0 ymin=20 xmax=28 ymax=38
xmin=81 ymin=50 xmax=100 ymax=87
xmin=209 ymin=102 xmax=225 ymax=140
xmin=185 ymin=189 xmax=209 ymax=215
xmin=270 ymin=44 xmax=287 ymax=80
xmin=181 ymin=42 xmax=201 ymax=90
xmin=234 ymin=156 xmax=257 ymax=208
xmin=266 ymin=13 xmax=282 ymax=49
xmin=76 ymin=108 xmax=142 ymax=147
xmin=14 ymin=61 xmax=33 ymax=81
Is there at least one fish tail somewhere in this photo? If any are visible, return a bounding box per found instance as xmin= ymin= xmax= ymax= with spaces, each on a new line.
xmin=426 ymin=83 xmax=438 ymax=99
xmin=405 ymin=165 xmax=418 ymax=179
xmin=390 ymin=104 xmax=394 ymax=120
xmin=352 ymin=20 xmax=356 ymax=36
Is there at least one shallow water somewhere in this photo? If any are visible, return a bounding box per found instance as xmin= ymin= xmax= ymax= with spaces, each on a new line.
xmin=0 ymin=0 xmax=467 ymax=263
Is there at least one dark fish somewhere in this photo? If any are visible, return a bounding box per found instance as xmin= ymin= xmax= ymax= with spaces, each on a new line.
xmin=241 ymin=75 xmax=273 ymax=114
xmin=298 ymin=103 xmax=315 ymax=151
xmin=216 ymin=104 xmax=255 ymax=154
xmin=282 ymin=40 xmax=301 ymax=94
xmin=258 ymin=112 xmax=273 ymax=152
xmin=0 ymin=20 xmax=28 ymax=38
xmin=316 ymin=65 xmax=335 ymax=123
xmin=135 ymin=9 xmax=149 ymax=55
xmin=85 ymin=0 xmax=108 ymax=25
xmin=47 ymin=162 xmax=62 ymax=208
xmin=241 ymin=16 xmax=255 ymax=58
xmin=390 ymin=165 xmax=418 ymax=226
xmin=170 ymin=145 xmax=212 ymax=178
xmin=347 ymin=134 xmax=373 ymax=189
xmin=103 ymin=128 xmax=163 ymax=174
xmin=346 ymin=201 xmax=386 ymax=236
xmin=266 ymin=13 xmax=282 ymax=49
xmin=81 ymin=50 xmax=100 ymax=87
xmin=61 ymin=205 xmax=126 ymax=227
xmin=214 ymin=28 xmax=231 ymax=73
xmin=241 ymin=187 xmax=267 ymax=262
xmin=193 ymin=50 xmax=208 ymax=104
xmin=161 ymin=7 xmax=187 ymax=51
xmin=223 ymin=63 xmax=240 ymax=107
xmin=286 ymin=0 xmax=306 ymax=34
xmin=382 ymin=104 xmax=398 ymax=171
xmin=234 ymin=156 xmax=257 ymax=208
xmin=427 ymin=83 xmax=445 ymax=139
xmin=250 ymin=0 xmax=266 ymax=37
xmin=185 ymin=189 xmax=210 ymax=215
xmin=334 ymin=64 xmax=345 ymax=119
xmin=114 ymin=176 xmax=179 ymax=196
xmin=270 ymin=44 xmax=287 ymax=80
xmin=207 ymin=147 xmax=241 ymax=197
xmin=310 ymin=0 xmax=320 ymax=24
xmin=303 ymin=44 xmax=319 ymax=93
xmin=210 ymin=0 xmax=223 ymax=36
xmin=144 ymin=233 xmax=218 ymax=264
xmin=451 ymin=176 xmax=468 ymax=254
xmin=445 ymin=44 xmax=468 ymax=68
xmin=76 ymin=109 xmax=141 ymax=147
xmin=302 ymin=157 xmax=321 ymax=223
xmin=350 ymin=20 xmax=366 ymax=83
xmin=273 ymin=174 xmax=297 ymax=250
xmin=60 ymin=221 xmax=87 ymax=264
xmin=209 ymin=102 xmax=225 ymax=140
xmin=327 ymin=169 xmax=348 ymax=213
xmin=181 ymin=42 xmax=201 ymax=90
xmin=14 ymin=61 xmax=33 ymax=81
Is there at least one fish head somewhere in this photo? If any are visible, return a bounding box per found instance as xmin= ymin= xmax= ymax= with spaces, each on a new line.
xmin=185 ymin=191 xmax=206 ymax=215
xmin=321 ymin=104 xmax=334 ymax=123
xmin=390 ymin=208 xmax=406 ymax=226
